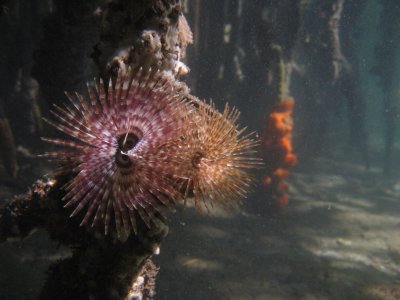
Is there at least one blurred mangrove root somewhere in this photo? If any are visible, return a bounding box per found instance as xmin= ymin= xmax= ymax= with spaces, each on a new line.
xmin=0 ymin=113 xmax=18 ymax=178
xmin=302 ymin=0 xmax=346 ymax=83
xmin=372 ymin=0 xmax=400 ymax=175
xmin=251 ymin=1 xmax=300 ymax=211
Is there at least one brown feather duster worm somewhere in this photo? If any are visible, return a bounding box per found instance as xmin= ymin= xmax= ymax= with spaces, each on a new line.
xmin=42 ymin=69 xmax=260 ymax=237
xmin=174 ymin=98 xmax=261 ymax=211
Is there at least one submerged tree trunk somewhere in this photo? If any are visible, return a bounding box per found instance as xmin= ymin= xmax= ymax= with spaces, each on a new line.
xmin=1 ymin=1 xmax=190 ymax=299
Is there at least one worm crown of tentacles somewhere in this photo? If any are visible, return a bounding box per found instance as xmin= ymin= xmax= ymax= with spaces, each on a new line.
xmin=174 ymin=99 xmax=262 ymax=211
xmin=42 ymin=69 xmax=260 ymax=238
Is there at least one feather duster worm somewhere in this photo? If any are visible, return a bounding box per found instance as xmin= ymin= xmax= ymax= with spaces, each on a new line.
xmin=42 ymin=70 xmax=194 ymax=236
xmin=175 ymin=99 xmax=261 ymax=210
xmin=261 ymin=98 xmax=296 ymax=208
xmin=42 ymin=70 xmax=260 ymax=237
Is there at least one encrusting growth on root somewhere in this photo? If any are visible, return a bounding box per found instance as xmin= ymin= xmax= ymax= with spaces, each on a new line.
xmin=261 ymin=98 xmax=296 ymax=208
xmin=42 ymin=69 xmax=261 ymax=238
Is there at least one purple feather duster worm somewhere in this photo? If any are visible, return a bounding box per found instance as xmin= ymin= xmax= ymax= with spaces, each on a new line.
xmin=42 ymin=70 xmax=193 ymax=237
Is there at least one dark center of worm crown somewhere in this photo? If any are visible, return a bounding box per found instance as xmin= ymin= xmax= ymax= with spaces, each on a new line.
xmin=115 ymin=133 xmax=139 ymax=168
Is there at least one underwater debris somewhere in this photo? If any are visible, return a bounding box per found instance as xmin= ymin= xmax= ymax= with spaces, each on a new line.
xmin=41 ymin=69 xmax=260 ymax=237
xmin=262 ymin=98 xmax=296 ymax=208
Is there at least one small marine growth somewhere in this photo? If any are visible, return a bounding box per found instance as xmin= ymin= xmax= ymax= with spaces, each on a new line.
xmin=261 ymin=98 xmax=296 ymax=209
